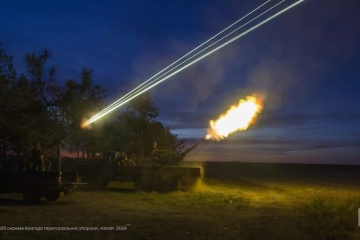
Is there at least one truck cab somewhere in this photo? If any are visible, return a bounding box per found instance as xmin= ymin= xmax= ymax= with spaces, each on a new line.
xmin=0 ymin=158 xmax=80 ymax=202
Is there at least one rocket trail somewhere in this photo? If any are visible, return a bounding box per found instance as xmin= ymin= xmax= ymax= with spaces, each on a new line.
xmin=84 ymin=0 xmax=304 ymax=126
xmin=84 ymin=0 xmax=303 ymax=126
xmin=100 ymin=0 xmax=285 ymax=113
xmin=83 ymin=0 xmax=272 ymax=124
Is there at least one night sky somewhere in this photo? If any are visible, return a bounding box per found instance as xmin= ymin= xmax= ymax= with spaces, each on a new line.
xmin=1 ymin=0 xmax=360 ymax=164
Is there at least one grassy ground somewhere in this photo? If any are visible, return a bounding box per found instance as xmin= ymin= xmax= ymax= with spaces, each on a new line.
xmin=0 ymin=162 xmax=360 ymax=240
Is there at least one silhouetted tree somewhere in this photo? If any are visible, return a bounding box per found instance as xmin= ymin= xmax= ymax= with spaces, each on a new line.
xmin=0 ymin=46 xmax=185 ymax=165
xmin=93 ymin=93 xmax=186 ymax=165
xmin=0 ymin=47 xmax=106 ymax=156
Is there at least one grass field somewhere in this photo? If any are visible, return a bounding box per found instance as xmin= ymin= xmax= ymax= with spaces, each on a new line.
xmin=1 ymin=162 xmax=360 ymax=240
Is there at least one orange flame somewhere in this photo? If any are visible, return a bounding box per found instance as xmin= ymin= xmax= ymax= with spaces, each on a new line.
xmin=205 ymin=95 xmax=263 ymax=141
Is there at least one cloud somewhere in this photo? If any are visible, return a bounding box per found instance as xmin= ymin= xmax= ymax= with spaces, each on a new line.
xmin=184 ymin=136 xmax=360 ymax=164
xmin=162 ymin=110 xmax=360 ymax=132
xmin=256 ymin=112 xmax=360 ymax=128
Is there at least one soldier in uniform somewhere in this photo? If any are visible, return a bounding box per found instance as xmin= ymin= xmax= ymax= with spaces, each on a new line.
xmin=44 ymin=155 xmax=52 ymax=171
xmin=30 ymin=143 xmax=44 ymax=171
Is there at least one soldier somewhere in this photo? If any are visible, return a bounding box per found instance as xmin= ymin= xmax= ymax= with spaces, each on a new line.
xmin=151 ymin=142 xmax=160 ymax=165
xmin=44 ymin=156 xmax=52 ymax=171
xmin=151 ymin=142 xmax=168 ymax=165
xmin=30 ymin=143 xmax=44 ymax=171
xmin=117 ymin=152 xmax=136 ymax=166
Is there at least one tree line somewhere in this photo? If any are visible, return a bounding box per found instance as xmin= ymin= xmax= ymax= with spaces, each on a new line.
xmin=0 ymin=46 xmax=185 ymax=165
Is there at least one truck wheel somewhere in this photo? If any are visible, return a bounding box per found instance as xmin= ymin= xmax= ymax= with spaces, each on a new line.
xmin=95 ymin=173 xmax=110 ymax=188
xmin=134 ymin=178 xmax=144 ymax=191
xmin=156 ymin=179 xmax=178 ymax=192
xmin=167 ymin=179 xmax=178 ymax=191
xmin=23 ymin=186 xmax=40 ymax=203
xmin=101 ymin=178 xmax=109 ymax=187
xmin=45 ymin=191 xmax=60 ymax=201
xmin=179 ymin=177 xmax=198 ymax=191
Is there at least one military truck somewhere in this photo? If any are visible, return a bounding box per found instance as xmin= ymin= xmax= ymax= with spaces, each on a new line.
xmin=0 ymin=158 xmax=83 ymax=202
xmin=99 ymin=161 xmax=202 ymax=192
xmin=97 ymin=142 xmax=203 ymax=191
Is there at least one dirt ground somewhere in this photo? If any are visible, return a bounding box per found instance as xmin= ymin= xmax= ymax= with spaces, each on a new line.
xmin=0 ymin=162 xmax=360 ymax=240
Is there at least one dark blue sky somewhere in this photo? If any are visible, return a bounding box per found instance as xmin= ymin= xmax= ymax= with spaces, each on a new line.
xmin=1 ymin=0 xmax=360 ymax=164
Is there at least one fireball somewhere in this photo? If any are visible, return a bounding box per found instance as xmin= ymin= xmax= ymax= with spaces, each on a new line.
xmin=206 ymin=95 xmax=263 ymax=141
